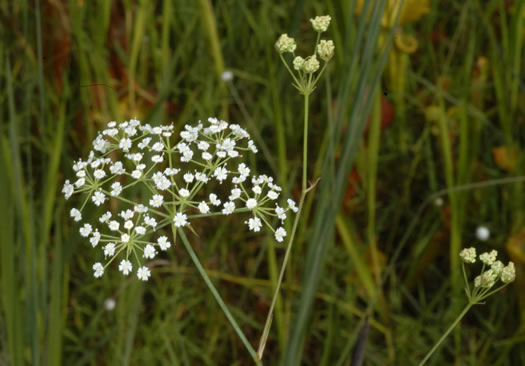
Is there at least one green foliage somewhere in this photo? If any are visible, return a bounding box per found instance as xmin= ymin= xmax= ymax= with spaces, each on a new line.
xmin=0 ymin=0 xmax=524 ymax=365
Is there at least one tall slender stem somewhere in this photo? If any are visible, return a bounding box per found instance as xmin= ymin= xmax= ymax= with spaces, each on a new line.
xmin=257 ymin=92 xmax=313 ymax=359
xmin=418 ymin=302 xmax=473 ymax=366
xmin=176 ymin=226 xmax=261 ymax=365
xmin=302 ymin=93 xmax=309 ymax=192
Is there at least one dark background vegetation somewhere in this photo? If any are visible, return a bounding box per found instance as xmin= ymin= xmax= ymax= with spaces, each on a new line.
xmin=1 ymin=0 xmax=524 ymax=365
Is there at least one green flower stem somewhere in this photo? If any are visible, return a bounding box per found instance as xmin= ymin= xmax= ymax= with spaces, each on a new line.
xmin=302 ymin=93 xmax=309 ymax=191
xmin=257 ymin=90 xmax=316 ymax=359
xmin=418 ymin=301 xmax=474 ymax=366
xmin=176 ymin=226 xmax=261 ymax=365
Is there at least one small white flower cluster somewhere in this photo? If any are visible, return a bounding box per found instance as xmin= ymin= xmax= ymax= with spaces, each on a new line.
xmin=459 ymin=247 xmax=516 ymax=293
xmin=275 ymin=15 xmax=334 ymax=92
xmin=64 ymin=118 xmax=297 ymax=280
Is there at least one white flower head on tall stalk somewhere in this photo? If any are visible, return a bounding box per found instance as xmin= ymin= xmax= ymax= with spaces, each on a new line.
xmin=64 ymin=118 xmax=297 ymax=280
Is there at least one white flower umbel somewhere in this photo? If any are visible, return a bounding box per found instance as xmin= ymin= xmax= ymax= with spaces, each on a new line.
xmin=64 ymin=118 xmax=297 ymax=281
xmin=275 ymin=34 xmax=296 ymax=53
xmin=420 ymin=247 xmax=517 ymax=365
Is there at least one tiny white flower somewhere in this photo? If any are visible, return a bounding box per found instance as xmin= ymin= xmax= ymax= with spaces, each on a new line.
xmin=111 ymin=182 xmax=122 ymax=196
xmin=144 ymin=215 xmax=157 ymax=228
xmin=246 ymin=217 xmax=262 ymax=232
xmin=267 ymin=191 xmax=279 ymax=200
xmin=476 ymin=226 xmax=490 ymax=241
xmin=94 ymin=169 xmax=106 ymax=180
xmin=252 ymin=185 xmax=262 ymax=195
xmin=477 ymin=269 xmax=498 ymax=288
xmin=459 ymin=247 xmax=476 ymax=264
xmin=121 ymin=233 xmax=130 ymax=243
xmin=501 ymin=262 xmax=516 ymax=283
xmin=480 ymin=250 xmax=498 ymax=265
xmin=143 ymin=244 xmax=157 ymax=259
xmin=110 ymin=161 xmax=125 ymax=175
xmin=157 ymin=236 xmax=171 ymax=250
xmin=62 ymin=180 xmax=74 ymax=199
xmin=135 ymin=226 xmax=146 ymax=235
xmin=238 ymin=163 xmax=250 ymax=176
xmin=222 ymin=201 xmax=235 ymax=215
xmin=275 ymin=227 xmax=287 ymax=242
xmin=248 ymin=140 xmax=258 ymax=153
xmin=104 ymin=243 xmax=116 ymax=257
xmin=108 ymin=220 xmax=120 ymax=231
xmin=119 ymin=138 xmax=132 ymax=152
xmin=173 ymin=212 xmax=188 ymax=227
xmin=93 ymin=262 xmax=104 ymax=278
xmin=92 ymin=190 xmax=106 ymax=206
xmin=120 ymin=209 xmax=134 ymax=220
xmin=134 ymin=204 xmax=148 ymax=213
xmin=152 ymin=154 xmax=164 ymax=163
xmin=183 ymin=173 xmax=195 ymax=183
xmin=119 ymin=259 xmax=133 ymax=275
xmin=131 ymin=169 xmax=142 ymax=179
xmin=70 ymin=208 xmax=82 ymax=222
xmin=198 ymin=141 xmax=210 ymax=151
xmin=303 ymin=56 xmax=320 ymax=73
xmin=246 ymin=198 xmax=257 ymax=209
xmin=198 ymin=201 xmax=210 ymax=214
xmin=99 ymin=211 xmax=112 ymax=223
xmin=287 ymin=199 xmax=299 ymax=213
xmin=310 ymin=15 xmax=331 ymax=32
xmin=229 ymin=188 xmax=241 ymax=201
xmin=293 ymin=56 xmax=305 ymax=70
xmin=151 ymin=141 xmax=164 ymax=152
xmin=491 ymin=260 xmax=504 ymax=275
xmin=214 ymin=166 xmax=228 ymax=182
xmin=275 ymin=33 xmax=296 ymax=53
xmin=275 ymin=206 xmax=287 ymax=221
xmin=164 ymin=168 xmax=179 ymax=176
xmin=195 ymin=172 xmax=209 ymax=183
xmin=90 ymin=230 xmax=101 ymax=247
xmin=124 ymin=220 xmax=134 ymax=230
xmin=74 ymin=178 xmax=85 ymax=188
xmin=137 ymin=266 xmax=151 ymax=281
xmin=202 ymin=152 xmax=213 ymax=161
xmin=149 ymin=194 xmax=164 ymax=208
xmin=179 ymin=188 xmax=190 ymax=198
xmin=209 ymin=193 xmax=221 ymax=206
xmin=80 ymin=223 xmax=92 ymax=237
xmin=317 ymin=39 xmax=335 ymax=61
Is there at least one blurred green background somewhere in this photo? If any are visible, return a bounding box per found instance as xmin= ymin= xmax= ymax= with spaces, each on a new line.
xmin=1 ymin=0 xmax=524 ymax=365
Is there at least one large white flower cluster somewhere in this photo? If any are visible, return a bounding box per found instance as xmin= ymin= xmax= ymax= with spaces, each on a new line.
xmin=63 ymin=118 xmax=298 ymax=280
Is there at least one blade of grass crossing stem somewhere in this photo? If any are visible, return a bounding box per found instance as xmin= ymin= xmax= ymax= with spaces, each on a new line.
xmin=0 ymin=138 xmax=24 ymax=366
xmin=282 ymin=1 xmax=403 ymax=364
xmin=176 ymin=227 xmax=261 ymax=364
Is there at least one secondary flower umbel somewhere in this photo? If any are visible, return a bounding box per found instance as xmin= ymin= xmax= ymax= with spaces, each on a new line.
xmin=64 ymin=118 xmax=297 ymax=280
xmin=275 ymin=14 xmax=335 ymax=96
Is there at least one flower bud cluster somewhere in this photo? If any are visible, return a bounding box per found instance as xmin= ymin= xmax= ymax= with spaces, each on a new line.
xmin=459 ymin=247 xmax=515 ymax=297
xmin=64 ymin=118 xmax=297 ymax=280
xmin=275 ymin=14 xmax=334 ymax=94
